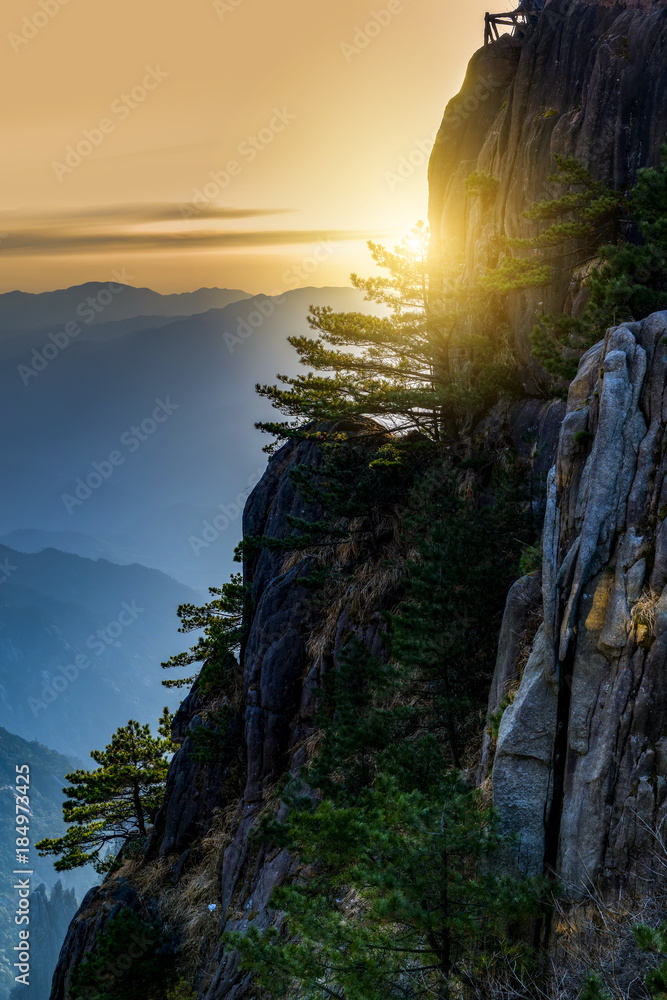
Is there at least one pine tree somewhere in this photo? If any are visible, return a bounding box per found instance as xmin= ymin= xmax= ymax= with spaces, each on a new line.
xmin=578 ymin=972 xmax=613 ymax=1000
xmin=633 ymin=923 xmax=667 ymax=998
xmin=304 ymin=639 xmax=402 ymax=802
xmin=36 ymin=712 xmax=174 ymax=872
xmin=161 ymin=572 xmax=246 ymax=690
xmin=480 ymin=155 xmax=620 ymax=307
xmin=230 ymin=762 xmax=541 ymax=1000
xmin=390 ymin=465 xmax=531 ymax=769
xmin=584 ymin=144 xmax=667 ymax=330
xmin=228 ymin=472 xmax=541 ymax=1000
xmin=255 ymin=223 xmax=520 ymax=452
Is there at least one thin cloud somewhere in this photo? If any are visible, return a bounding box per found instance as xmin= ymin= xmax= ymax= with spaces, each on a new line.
xmin=0 ymin=203 xmax=294 ymax=227
xmin=0 ymin=227 xmax=373 ymax=256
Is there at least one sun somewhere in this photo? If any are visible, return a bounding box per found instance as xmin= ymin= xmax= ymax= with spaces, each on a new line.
xmin=406 ymin=234 xmax=424 ymax=254
xmin=402 ymin=222 xmax=429 ymax=261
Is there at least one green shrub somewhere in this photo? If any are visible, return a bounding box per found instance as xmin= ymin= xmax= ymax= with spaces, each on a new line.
xmin=487 ymin=690 xmax=517 ymax=743
xmin=579 ymin=972 xmax=612 ymax=1000
xmin=632 ymin=922 xmax=667 ymax=998
xmin=466 ymin=170 xmax=500 ymax=198
xmin=519 ymin=542 xmax=542 ymax=576
xmin=164 ymin=980 xmax=197 ymax=1000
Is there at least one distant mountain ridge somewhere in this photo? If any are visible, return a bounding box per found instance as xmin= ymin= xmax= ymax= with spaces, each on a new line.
xmin=0 ymin=543 xmax=199 ymax=758
xmin=0 ymin=284 xmax=372 ymax=590
xmin=0 ymin=529 xmax=129 ymax=565
xmin=0 ymin=282 xmax=253 ymax=337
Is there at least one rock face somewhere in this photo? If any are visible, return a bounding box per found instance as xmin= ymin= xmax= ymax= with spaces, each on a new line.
xmin=47 ymin=432 xmax=389 ymax=1000
xmin=490 ymin=310 xmax=667 ymax=897
xmin=49 ymin=881 xmax=146 ymax=1000
xmin=200 ymin=438 xmax=325 ymax=1000
xmin=47 ymin=401 xmax=564 ymax=1000
xmin=428 ymin=0 xmax=667 ymax=362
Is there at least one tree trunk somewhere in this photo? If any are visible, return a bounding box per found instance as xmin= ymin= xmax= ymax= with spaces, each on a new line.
xmin=133 ymin=780 xmax=146 ymax=835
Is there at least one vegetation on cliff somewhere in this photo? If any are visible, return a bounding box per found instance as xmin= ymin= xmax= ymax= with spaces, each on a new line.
xmin=36 ymin=713 xmax=175 ymax=873
xmin=255 ymin=222 xmax=521 ymax=452
xmin=160 ymin=573 xmax=247 ymax=691
xmin=223 ymin=177 xmax=667 ymax=995
xmin=210 ymin=228 xmax=553 ymax=997
xmin=516 ymin=148 xmax=667 ymax=383
xmin=229 ymin=513 xmax=544 ymax=997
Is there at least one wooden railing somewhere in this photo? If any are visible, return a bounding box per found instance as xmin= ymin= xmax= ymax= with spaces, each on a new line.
xmin=484 ymin=7 xmax=541 ymax=45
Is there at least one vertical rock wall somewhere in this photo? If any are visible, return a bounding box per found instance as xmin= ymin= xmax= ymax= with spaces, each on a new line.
xmin=490 ymin=311 xmax=667 ymax=898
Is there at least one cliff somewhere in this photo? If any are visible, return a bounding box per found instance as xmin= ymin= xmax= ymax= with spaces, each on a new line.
xmin=47 ymin=407 xmax=563 ymax=1000
xmin=489 ymin=309 xmax=667 ymax=900
xmin=47 ymin=399 xmax=562 ymax=999
xmin=428 ymin=0 xmax=667 ymax=363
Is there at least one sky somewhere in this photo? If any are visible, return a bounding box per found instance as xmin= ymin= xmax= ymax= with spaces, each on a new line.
xmin=1 ymin=0 xmax=495 ymax=294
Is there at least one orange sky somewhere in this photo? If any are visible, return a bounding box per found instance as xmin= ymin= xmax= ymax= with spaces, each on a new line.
xmin=1 ymin=0 xmax=493 ymax=294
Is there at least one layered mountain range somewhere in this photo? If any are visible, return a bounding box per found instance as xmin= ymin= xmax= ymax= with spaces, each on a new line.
xmin=0 ymin=283 xmax=370 ymax=592
xmin=0 ymin=543 xmax=201 ymax=759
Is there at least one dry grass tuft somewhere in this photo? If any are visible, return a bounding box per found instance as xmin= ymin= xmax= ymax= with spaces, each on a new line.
xmin=631 ymin=588 xmax=659 ymax=634
xmin=273 ymin=510 xmax=409 ymax=667
xmin=168 ymin=801 xmax=242 ymax=972
xmin=111 ymin=799 xmax=243 ymax=986
xmin=303 ymin=514 xmax=409 ymax=664
xmin=517 ymin=607 xmax=544 ymax=679
xmin=460 ymin=817 xmax=667 ymax=998
xmin=291 ymin=728 xmax=324 ymax=764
